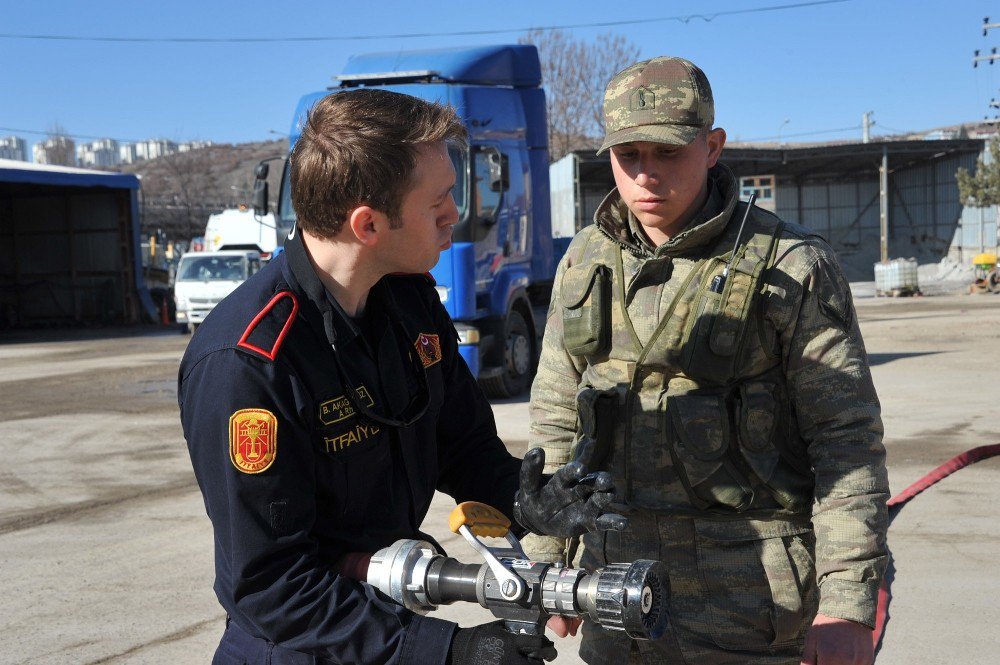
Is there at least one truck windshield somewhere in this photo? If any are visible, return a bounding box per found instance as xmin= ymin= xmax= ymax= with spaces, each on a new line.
xmin=275 ymin=146 xmax=469 ymax=229
xmin=177 ymin=256 xmax=247 ymax=281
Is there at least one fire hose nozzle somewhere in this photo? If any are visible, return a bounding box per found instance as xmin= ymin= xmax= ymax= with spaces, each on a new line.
xmin=364 ymin=502 xmax=669 ymax=640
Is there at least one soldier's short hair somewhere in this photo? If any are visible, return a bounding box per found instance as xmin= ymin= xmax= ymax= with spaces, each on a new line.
xmin=290 ymin=88 xmax=468 ymax=237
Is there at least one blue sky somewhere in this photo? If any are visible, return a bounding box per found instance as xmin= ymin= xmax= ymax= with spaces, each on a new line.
xmin=3 ymin=0 xmax=999 ymax=156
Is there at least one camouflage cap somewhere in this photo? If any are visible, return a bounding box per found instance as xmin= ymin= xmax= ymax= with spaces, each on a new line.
xmin=598 ymin=56 xmax=714 ymax=154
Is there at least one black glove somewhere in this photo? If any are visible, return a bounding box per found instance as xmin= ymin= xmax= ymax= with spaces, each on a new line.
xmin=513 ymin=441 xmax=628 ymax=538
xmin=447 ymin=621 xmax=556 ymax=665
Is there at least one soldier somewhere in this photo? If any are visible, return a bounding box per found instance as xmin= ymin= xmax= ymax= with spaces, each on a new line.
xmin=527 ymin=57 xmax=889 ymax=665
xmin=179 ymin=88 xmax=621 ymax=665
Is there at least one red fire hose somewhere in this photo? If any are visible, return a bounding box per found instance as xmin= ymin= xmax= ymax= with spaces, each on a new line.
xmin=873 ymin=443 xmax=1000 ymax=654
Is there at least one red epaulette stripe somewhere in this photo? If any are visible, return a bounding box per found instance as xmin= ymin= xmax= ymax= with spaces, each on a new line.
xmin=237 ymin=291 xmax=300 ymax=361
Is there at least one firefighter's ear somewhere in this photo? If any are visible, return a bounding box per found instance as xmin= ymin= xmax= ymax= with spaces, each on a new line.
xmin=347 ymin=205 xmax=388 ymax=246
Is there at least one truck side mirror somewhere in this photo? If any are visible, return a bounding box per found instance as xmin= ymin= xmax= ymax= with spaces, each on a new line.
xmin=252 ymin=162 xmax=270 ymax=216
xmin=488 ymin=151 xmax=509 ymax=193
xmin=474 ymin=148 xmax=505 ymax=226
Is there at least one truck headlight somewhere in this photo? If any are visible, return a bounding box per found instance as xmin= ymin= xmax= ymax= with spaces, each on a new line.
xmin=454 ymin=323 xmax=480 ymax=345
xmin=434 ymin=286 xmax=449 ymax=303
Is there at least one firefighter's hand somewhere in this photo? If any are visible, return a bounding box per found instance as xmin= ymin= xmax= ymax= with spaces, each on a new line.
xmin=800 ymin=614 xmax=873 ymax=665
xmin=448 ymin=620 xmax=556 ymax=664
xmin=546 ymin=615 xmax=582 ymax=638
xmin=514 ymin=446 xmax=627 ymax=538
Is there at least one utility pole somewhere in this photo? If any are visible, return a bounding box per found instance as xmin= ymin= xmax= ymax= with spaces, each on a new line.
xmin=862 ymin=111 xmax=874 ymax=143
xmin=879 ymin=145 xmax=889 ymax=263
xmin=975 ymin=18 xmax=1000 ymax=67
xmin=973 ymin=47 xmax=999 ymax=67
xmin=975 ymin=19 xmax=1000 ymax=124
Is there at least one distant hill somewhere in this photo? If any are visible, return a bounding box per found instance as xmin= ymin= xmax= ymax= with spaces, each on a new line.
xmin=117 ymin=139 xmax=288 ymax=241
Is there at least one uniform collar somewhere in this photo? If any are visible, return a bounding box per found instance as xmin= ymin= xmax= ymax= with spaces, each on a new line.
xmin=594 ymin=163 xmax=739 ymax=258
xmin=283 ymin=229 xmax=393 ymax=356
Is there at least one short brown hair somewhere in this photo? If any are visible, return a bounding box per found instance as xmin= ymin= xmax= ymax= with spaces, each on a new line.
xmin=290 ymin=88 xmax=468 ymax=237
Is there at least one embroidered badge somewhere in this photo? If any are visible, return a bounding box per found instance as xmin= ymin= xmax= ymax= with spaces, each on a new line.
xmin=629 ymin=86 xmax=655 ymax=111
xmin=229 ymin=408 xmax=277 ymax=474
xmin=414 ymin=333 xmax=442 ymax=368
xmin=318 ymin=386 xmax=375 ymax=425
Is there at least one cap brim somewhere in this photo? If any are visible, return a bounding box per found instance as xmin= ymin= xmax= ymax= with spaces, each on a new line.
xmin=597 ymin=124 xmax=702 ymax=155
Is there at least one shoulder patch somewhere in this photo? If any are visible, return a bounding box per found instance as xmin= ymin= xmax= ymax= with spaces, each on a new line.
xmin=414 ymin=333 xmax=442 ymax=367
xmin=237 ymin=291 xmax=299 ymax=361
xmin=230 ymin=408 xmax=277 ymax=473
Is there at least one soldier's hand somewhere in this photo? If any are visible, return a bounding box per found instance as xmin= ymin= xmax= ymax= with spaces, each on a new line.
xmin=799 ymin=614 xmax=874 ymax=665
xmin=448 ymin=620 xmax=556 ymax=664
xmin=514 ymin=446 xmax=628 ymax=538
xmin=546 ymin=615 xmax=582 ymax=638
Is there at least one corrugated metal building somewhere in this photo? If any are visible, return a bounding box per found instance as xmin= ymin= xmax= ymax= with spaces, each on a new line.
xmin=0 ymin=159 xmax=157 ymax=328
xmin=550 ymin=139 xmax=985 ymax=281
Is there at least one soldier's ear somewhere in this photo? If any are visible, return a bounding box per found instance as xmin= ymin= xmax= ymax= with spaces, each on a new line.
xmin=705 ymin=128 xmax=727 ymax=168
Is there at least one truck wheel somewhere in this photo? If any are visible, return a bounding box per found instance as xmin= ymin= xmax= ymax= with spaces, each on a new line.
xmin=481 ymin=310 xmax=534 ymax=398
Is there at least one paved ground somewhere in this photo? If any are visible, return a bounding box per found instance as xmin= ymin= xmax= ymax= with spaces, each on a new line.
xmin=1 ymin=289 xmax=998 ymax=664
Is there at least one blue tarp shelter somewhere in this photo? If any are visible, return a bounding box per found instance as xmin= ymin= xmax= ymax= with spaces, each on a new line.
xmin=0 ymin=159 xmax=157 ymax=327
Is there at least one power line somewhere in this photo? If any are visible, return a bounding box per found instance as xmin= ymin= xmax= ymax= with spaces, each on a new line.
xmin=0 ymin=126 xmax=282 ymax=147
xmin=0 ymin=0 xmax=852 ymax=44
xmin=0 ymin=126 xmax=150 ymax=143
xmin=738 ymin=125 xmax=861 ymax=141
xmin=873 ymin=123 xmax=907 ymax=134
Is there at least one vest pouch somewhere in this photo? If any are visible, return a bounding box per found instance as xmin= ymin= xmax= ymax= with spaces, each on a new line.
xmin=561 ymin=263 xmax=611 ymax=357
xmin=738 ymin=381 xmax=813 ymax=513
xmin=677 ymin=262 xmax=736 ymax=385
xmin=666 ymin=393 xmax=753 ymax=511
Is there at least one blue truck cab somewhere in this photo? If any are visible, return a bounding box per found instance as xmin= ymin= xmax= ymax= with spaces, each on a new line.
xmin=257 ymin=45 xmax=568 ymax=397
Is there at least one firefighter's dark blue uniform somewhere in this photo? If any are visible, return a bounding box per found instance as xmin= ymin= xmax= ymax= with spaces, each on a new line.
xmin=179 ymin=232 xmax=522 ymax=664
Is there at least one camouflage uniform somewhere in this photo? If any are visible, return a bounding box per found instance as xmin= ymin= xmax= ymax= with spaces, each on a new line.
xmin=525 ymin=57 xmax=889 ymax=664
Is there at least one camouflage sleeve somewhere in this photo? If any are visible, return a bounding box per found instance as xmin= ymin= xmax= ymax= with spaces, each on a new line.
xmin=769 ymin=237 xmax=889 ymax=628
xmin=522 ymin=246 xmax=587 ymax=563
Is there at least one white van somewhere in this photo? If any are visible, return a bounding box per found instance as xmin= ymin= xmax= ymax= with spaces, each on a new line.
xmin=174 ymin=250 xmax=262 ymax=333
xmin=204 ymin=208 xmax=278 ymax=258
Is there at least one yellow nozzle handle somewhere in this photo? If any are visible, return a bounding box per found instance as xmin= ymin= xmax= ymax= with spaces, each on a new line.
xmin=449 ymin=502 xmax=511 ymax=538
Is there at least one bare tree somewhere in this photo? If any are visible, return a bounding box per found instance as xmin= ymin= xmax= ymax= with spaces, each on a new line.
xmin=520 ymin=29 xmax=640 ymax=161
xmin=125 ymin=140 xmax=286 ymax=242
xmin=41 ymin=122 xmax=76 ymax=166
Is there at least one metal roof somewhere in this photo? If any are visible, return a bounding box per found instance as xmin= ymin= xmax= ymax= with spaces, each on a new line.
xmin=564 ymin=138 xmax=986 ymax=181
xmin=721 ymin=138 xmax=986 ymax=180
xmin=0 ymin=158 xmax=140 ymax=190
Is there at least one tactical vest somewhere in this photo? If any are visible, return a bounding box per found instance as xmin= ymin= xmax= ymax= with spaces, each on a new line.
xmin=559 ymin=205 xmax=813 ymax=518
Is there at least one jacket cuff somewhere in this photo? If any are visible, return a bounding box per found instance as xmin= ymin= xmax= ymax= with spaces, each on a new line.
xmin=817 ymin=577 xmax=880 ymax=628
xmin=399 ymin=615 xmax=457 ymax=665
